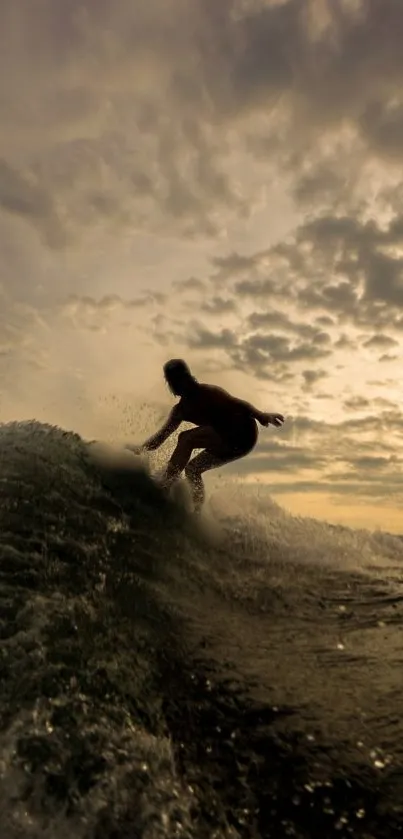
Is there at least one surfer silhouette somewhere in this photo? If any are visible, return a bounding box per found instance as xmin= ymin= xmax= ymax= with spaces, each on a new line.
xmin=127 ymin=359 xmax=284 ymax=512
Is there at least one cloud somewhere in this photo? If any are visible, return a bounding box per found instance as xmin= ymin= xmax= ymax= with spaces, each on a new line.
xmin=186 ymin=325 xmax=237 ymax=351
xmin=248 ymin=309 xmax=331 ymax=343
xmin=344 ymin=396 xmax=370 ymax=411
xmin=220 ymin=211 xmax=403 ymax=335
xmin=2 ymin=0 xmax=403 ymax=255
xmin=379 ymin=353 xmax=399 ymax=362
xmin=182 ymin=319 xmax=332 ymax=381
xmin=4 ymin=0 xmax=402 ymax=250
xmin=239 ymin=2 xmax=403 ymax=157
xmin=363 ymin=334 xmax=399 ymax=349
xmin=0 ymin=159 xmax=67 ymax=247
xmin=1 ymin=0 xmax=258 ymax=246
xmin=224 ymin=405 xmax=403 ymax=507
xmin=302 ymin=369 xmax=328 ymax=389
xmin=173 ymin=277 xmax=206 ymax=293
xmin=150 ymin=203 xmax=403 ymax=391
xmin=211 ymin=251 xmax=262 ymax=278
xmin=227 ymin=403 xmax=403 ymax=504
xmin=0 ymin=287 xmax=57 ymax=399
xmin=60 ymin=292 xmax=165 ymax=331
xmin=200 ymin=297 xmax=237 ymax=315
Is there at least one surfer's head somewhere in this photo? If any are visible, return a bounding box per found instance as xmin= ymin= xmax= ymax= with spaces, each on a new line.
xmin=163 ymin=359 xmax=197 ymax=396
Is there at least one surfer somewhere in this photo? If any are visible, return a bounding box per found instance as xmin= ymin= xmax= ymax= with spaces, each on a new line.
xmin=127 ymin=359 xmax=284 ymax=512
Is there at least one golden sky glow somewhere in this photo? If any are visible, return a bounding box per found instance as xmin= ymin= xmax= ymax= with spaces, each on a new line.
xmin=1 ymin=0 xmax=403 ymax=532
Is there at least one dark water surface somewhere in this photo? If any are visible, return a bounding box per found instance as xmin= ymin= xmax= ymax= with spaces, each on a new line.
xmin=1 ymin=421 xmax=403 ymax=838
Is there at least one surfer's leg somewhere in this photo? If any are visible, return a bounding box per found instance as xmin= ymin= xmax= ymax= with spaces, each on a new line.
xmin=184 ymin=449 xmax=240 ymax=512
xmin=161 ymin=426 xmax=224 ymax=489
xmin=183 ymin=421 xmax=258 ymax=511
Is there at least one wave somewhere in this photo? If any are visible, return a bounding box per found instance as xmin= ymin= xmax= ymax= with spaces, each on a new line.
xmin=0 ymin=421 xmax=402 ymax=838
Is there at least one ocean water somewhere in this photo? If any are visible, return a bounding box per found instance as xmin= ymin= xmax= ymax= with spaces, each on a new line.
xmin=1 ymin=420 xmax=403 ymax=839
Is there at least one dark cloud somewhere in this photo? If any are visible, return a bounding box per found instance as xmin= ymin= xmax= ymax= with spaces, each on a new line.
xmin=60 ymin=292 xmax=164 ymax=329
xmin=265 ymin=478 xmax=403 ymax=502
xmin=344 ymin=396 xmax=371 ymax=411
xmin=334 ymin=333 xmax=357 ymax=350
xmin=3 ymin=0 xmax=403 ymax=248
xmin=226 ymin=415 xmax=403 ymax=504
xmin=200 ymin=296 xmax=237 ymax=315
xmin=244 ymin=332 xmax=331 ymax=363
xmin=279 ymin=410 xmax=403 ymax=446
xmin=248 ymin=310 xmax=329 ymax=342
xmin=184 ymin=320 xmax=332 ymax=381
xmin=373 ymin=396 xmax=398 ymax=409
xmin=239 ymin=1 xmax=403 ymax=160
xmin=363 ymin=334 xmax=399 ymax=349
xmin=211 ymin=251 xmax=265 ymax=283
xmin=295 ymin=214 xmax=403 ymax=311
xmin=302 ymin=369 xmax=328 ymax=389
xmin=235 ymin=440 xmax=328 ymax=475
xmin=349 ymin=454 xmax=397 ymax=471
xmin=173 ymin=277 xmax=206 ymax=293
xmin=316 ymin=315 xmax=335 ymax=327
xmin=235 ymin=277 xmax=279 ymax=298
xmin=379 ymin=353 xmax=399 ymax=362
xmin=0 ymin=1 xmax=251 ymax=245
xmin=186 ymin=324 xmax=237 ymax=351
xmin=293 ymin=164 xmax=347 ymax=207
xmin=0 ymin=159 xmax=67 ymax=247
xmin=225 ymin=211 xmax=403 ymax=332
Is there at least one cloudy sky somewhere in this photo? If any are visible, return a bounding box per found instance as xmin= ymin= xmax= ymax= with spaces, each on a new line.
xmin=1 ymin=0 xmax=403 ymax=532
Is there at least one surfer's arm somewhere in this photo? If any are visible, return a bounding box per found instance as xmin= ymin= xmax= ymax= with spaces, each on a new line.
xmin=229 ymin=394 xmax=284 ymax=427
xmin=208 ymin=386 xmax=283 ymax=427
xmin=255 ymin=411 xmax=285 ymax=427
xmin=235 ymin=399 xmax=266 ymax=422
xmin=142 ymin=406 xmax=182 ymax=451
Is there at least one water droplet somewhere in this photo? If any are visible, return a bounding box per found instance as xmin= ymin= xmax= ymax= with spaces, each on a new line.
xmin=335 ymin=816 xmax=348 ymax=829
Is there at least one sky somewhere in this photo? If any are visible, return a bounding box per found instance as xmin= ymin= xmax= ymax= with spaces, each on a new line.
xmin=1 ymin=0 xmax=403 ymax=533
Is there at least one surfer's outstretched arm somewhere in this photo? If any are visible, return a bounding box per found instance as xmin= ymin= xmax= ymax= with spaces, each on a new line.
xmin=236 ymin=401 xmax=284 ymax=426
xmin=212 ymin=388 xmax=284 ymax=428
xmin=142 ymin=405 xmax=182 ymax=451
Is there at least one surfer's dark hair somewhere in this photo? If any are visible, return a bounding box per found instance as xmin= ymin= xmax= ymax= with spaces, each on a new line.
xmin=163 ymin=359 xmax=197 ymax=396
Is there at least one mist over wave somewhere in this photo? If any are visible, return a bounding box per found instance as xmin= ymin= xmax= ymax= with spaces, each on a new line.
xmin=1 ymin=421 xmax=402 ymax=838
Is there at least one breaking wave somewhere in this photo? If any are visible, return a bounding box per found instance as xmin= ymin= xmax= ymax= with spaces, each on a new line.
xmin=1 ymin=421 xmax=402 ymax=838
